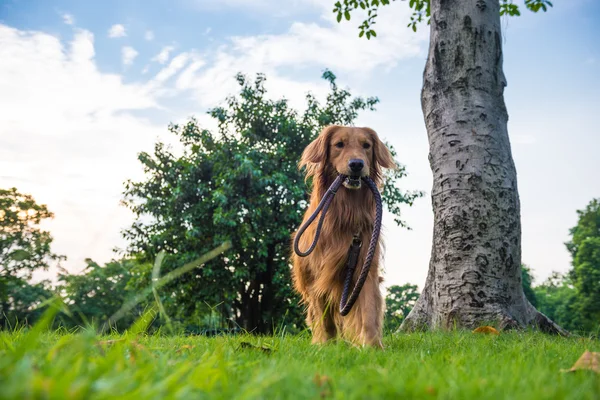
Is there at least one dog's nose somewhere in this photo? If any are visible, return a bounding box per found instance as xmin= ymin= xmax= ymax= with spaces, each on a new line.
xmin=348 ymin=159 xmax=364 ymax=174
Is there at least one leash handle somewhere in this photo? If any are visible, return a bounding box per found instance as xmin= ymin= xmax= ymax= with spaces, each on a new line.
xmin=339 ymin=176 xmax=382 ymax=316
xmin=293 ymin=175 xmax=345 ymax=257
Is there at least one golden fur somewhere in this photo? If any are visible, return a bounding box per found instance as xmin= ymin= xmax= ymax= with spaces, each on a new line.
xmin=291 ymin=125 xmax=395 ymax=348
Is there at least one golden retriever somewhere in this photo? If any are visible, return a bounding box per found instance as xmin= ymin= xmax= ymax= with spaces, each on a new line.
xmin=292 ymin=125 xmax=395 ymax=348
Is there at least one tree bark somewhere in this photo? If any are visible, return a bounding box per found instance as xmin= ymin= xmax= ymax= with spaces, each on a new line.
xmin=401 ymin=0 xmax=565 ymax=335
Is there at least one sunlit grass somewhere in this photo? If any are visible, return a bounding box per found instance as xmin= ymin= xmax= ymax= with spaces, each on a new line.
xmin=1 ymin=308 xmax=598 ymax=400
xmin=1 ymin=245 xmax=598 ymax=399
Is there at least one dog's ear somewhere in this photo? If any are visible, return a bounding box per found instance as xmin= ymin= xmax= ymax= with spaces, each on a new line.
xmin=364 ymin=128 xmax=396 ymax=183
xmin=299 ymin=125 xmax=339 ymax=177
xmin=365 ymin=128 xmax=395 ymax=170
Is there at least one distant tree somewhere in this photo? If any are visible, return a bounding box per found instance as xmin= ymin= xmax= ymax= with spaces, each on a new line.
xmin=384 ymin=284 xmax=419 ymax=332
xmin=0 ymin=188 xmax=64 ymax=328
xmin=521 ymin=265 xmax=537 ymax=308
xmin=565 ymin=199 xmax=600 ymax=332
xmin=534 ymin=272 xmax=580 ymax=333
xmin=0 ymin=277 xmax=53 ymax=328
xmin=332 ymin=0 xmax=562 ymax=333
xmin=122 ymin=71 xmax=421 ymax=333
xmin=57 ymin=258 xmax=140 ymax=330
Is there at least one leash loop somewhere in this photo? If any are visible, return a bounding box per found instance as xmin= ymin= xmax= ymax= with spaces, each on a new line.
xmin=293 ymin=174 xmax=345 ymax=257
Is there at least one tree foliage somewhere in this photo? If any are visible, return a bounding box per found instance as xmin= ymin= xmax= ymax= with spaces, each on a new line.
xmin=521 ymin=264 xmax=537 ymax=307
xmin=533 ymin=272 xmax=580 ymax=333
xmin=58 ymin=258 xmax=141 ymax=330
xmin=384 ymin=284 xmax=419 ymax=332
xmin=565 ymin=199 xmax=600 ymax=333
xmin=332 ymin=0 xmax=553 ymax=36
xmin=121 ymin=71 xmax=421 ymax=333
xmin=0 ymin=188 xmax=64 ymax=280
xmin=0 ymin=277 xmax=53 ymax=329
xmin=0 ymin=188 xmax=64 ymax=328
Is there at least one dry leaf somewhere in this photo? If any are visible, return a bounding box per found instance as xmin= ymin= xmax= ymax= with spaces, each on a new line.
xmin=425 ymin=386 xmax=437 ymax=395
xmin=176 ymin=344 xmax=195 ymax=353
xmin=472 ymin=326 xmax=499 ymax=335
xmin=313 ymin=374 xmax=331 ymax=387
xmin=313 ymin=374 xmax=333 ymax=398
xmin=561 ymin=350 xmax=599 ymax=374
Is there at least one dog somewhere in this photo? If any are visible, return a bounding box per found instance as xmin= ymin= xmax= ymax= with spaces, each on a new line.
xmin=292 ymin=125 xmax=395 ymax=348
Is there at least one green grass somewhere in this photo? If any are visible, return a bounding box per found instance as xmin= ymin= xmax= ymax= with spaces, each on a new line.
xmin=1 ymin=322 xmax=599 ymax=399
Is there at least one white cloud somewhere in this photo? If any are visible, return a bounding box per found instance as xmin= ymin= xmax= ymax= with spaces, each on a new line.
xmin=205 ymin=27 xmax=212 ymax=35
xmin=145 ymin=30 xmax=155 ymax=41
xmin=154 ymin=53 xmax=192 ymax=83
xmin=152 ymin=46 xmax=175 ymax=64
xmin=167 ymin=5 xmax=426 ymax=110
xmin=121 ymin=46 xmax=139 ymax=65
xmin=62 ymin=13 xmax=75 ymax=25
xmin=0 ymin=24 xmax=168 ymax=279
xmin=108 ymin=24 xmax=126 ymax=38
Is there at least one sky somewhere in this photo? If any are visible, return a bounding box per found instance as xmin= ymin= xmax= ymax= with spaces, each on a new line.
xmin=0 ymin=0 xmax=599 ymax=290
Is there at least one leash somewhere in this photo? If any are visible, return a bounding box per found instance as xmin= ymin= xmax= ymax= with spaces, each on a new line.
xmin=293 ymin=175 xmax=383 ymax=316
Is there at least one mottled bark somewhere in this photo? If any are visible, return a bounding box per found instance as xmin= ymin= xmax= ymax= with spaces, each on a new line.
xmin=401 ymin=0 xmax=565 ymax=335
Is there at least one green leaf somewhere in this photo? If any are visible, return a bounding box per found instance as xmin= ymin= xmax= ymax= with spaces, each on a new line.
xmin=11 ymin=249 xmax=31 ymax=261
xmin=337 ymin=12 xmax=342 ymax=22
xmin=344 ymin=10 xmax=351 ymax=21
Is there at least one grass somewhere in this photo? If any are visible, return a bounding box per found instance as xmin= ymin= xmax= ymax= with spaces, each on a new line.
xmin=1 ymin=314 xmax=599 ymax=400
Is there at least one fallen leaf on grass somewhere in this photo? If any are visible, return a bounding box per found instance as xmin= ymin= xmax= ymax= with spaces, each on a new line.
xmin=176 ymin=344 xmax=196 ymax=353
xmin=472 ymin=326 xmax=499 ymax=335
xmin=425 ymin=386 xmax=437 ymax=395
xmin=238 ymin=341 xmax=272 ymax=354
xmin=561 ymin=350 xmax=599 ymax=374
xmin=313 ymin=374 xmax=331 ymax=387
xmin=313 ymin=374 xmax=333 ymax=398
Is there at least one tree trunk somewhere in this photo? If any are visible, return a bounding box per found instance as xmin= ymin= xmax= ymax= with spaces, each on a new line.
xmin=401 ymin=0 xmax=565 ymax=334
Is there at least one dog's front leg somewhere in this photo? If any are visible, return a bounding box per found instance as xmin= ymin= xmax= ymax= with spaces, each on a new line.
xmin=358 ymin=274 xmax=384 ymax=348
xmin=307 ymin=296 xmax=337 ymax=344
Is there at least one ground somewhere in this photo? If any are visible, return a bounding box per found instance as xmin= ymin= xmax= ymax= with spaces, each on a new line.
xmin=1 ymin=326 xmax=598 ymax=399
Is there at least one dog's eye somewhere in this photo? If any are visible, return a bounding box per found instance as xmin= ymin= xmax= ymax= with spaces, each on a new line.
xmin=335 ymin=142 xmax=344 ymax=149
xmin=363 ymin=143 xmax=371 ymax=149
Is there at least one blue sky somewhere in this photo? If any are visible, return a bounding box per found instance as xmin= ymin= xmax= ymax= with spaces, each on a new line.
xmin=0 ymin=0 xmax=599 ymax=289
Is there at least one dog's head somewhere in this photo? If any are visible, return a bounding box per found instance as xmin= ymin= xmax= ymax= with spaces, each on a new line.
xmin=299 ymin=125 xmax=396 ymax=189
